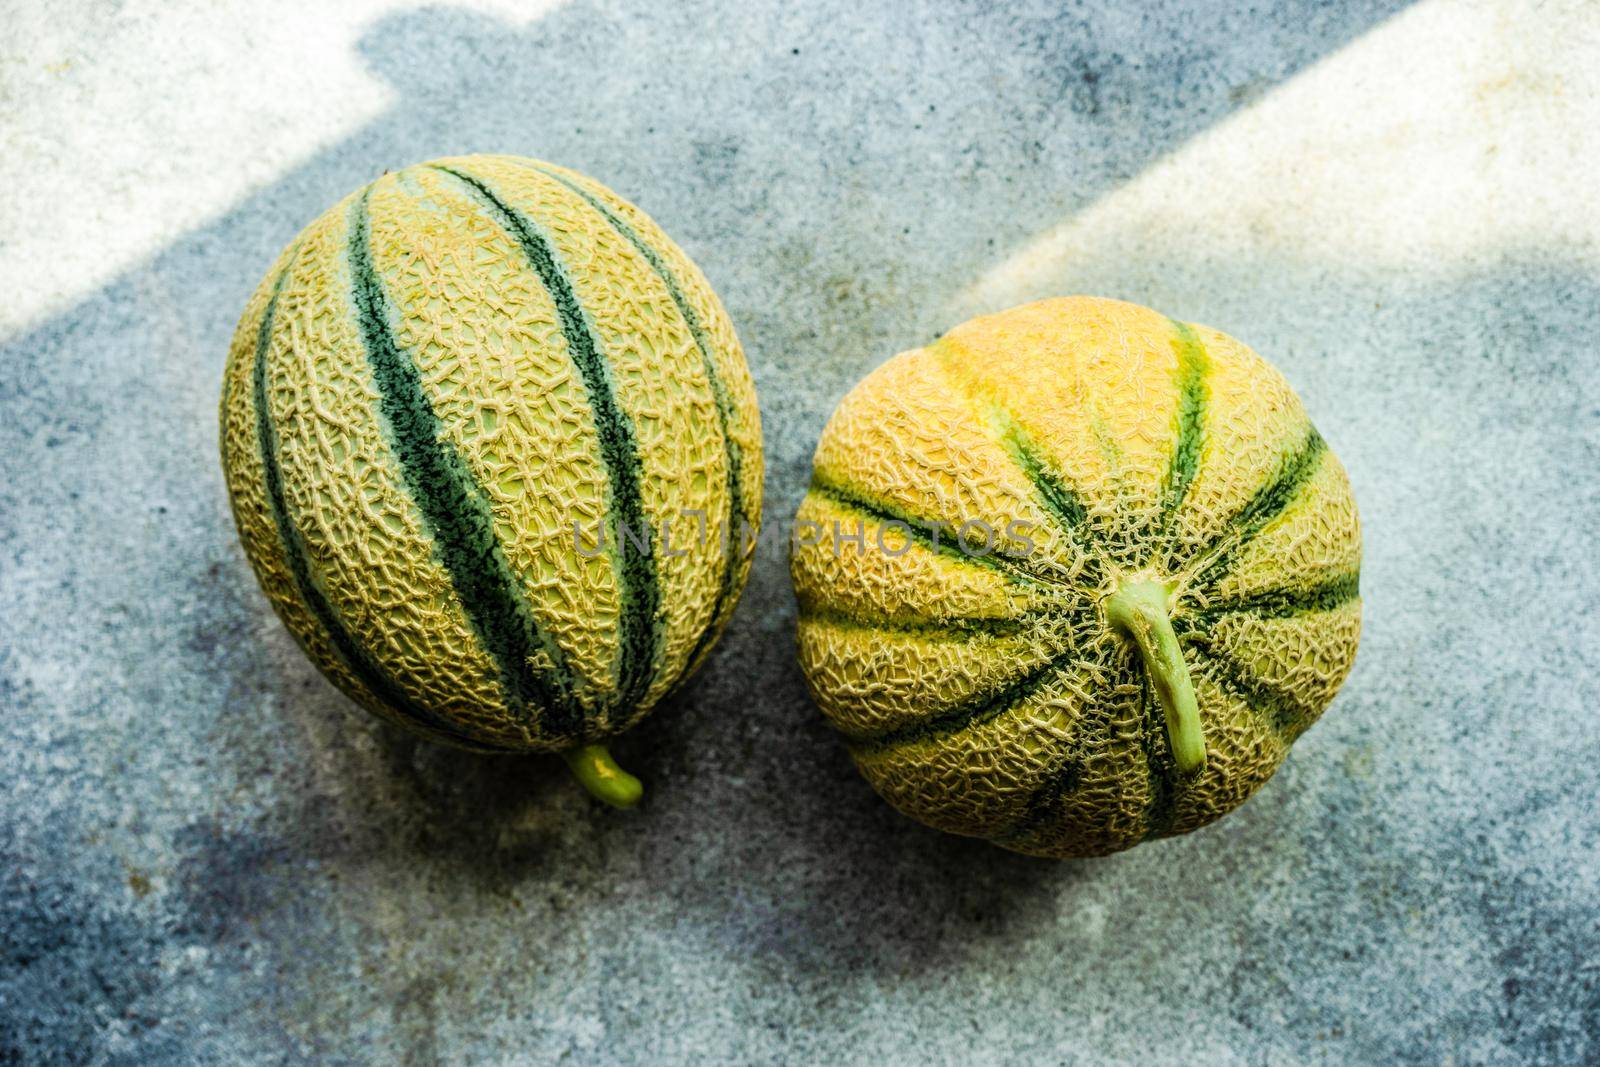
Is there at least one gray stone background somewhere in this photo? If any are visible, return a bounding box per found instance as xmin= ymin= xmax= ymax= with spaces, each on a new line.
xmin=3 ymin=0 xmax=1597 ymax=1062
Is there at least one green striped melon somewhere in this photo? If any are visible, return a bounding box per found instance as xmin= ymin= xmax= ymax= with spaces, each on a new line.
xmin=220 ymin=155 xmax=763 ymax=806
xmin=791 ymin=297 xmax=1360 ymax=856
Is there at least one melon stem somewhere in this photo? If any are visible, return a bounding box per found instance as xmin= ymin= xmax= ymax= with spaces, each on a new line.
xmin=562 ymin=744 xmax=643 ymax=809
xmin=1105 ymin=580 xmax=1207 ymax=775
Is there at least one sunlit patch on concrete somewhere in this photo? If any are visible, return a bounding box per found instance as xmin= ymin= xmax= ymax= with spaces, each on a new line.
xmin=0 ymin=0 xmax=568 ymax=342
xmin=956 ymin=0 xmax=1600 ymax=319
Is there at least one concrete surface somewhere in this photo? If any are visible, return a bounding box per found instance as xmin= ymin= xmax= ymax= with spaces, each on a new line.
xmin=3 ymin=0 xmax=1598 ymax=1062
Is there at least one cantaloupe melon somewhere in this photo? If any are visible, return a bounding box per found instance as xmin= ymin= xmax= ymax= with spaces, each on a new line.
xmin=791 ymin=297 xmax=1359 ymax=856
xmin=220 ymin=155 xmax=763 ymax=807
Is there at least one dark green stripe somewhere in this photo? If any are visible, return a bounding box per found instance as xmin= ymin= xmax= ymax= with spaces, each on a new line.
xmin=1189 ymin=641 xmax=1317 ymax=736
xmin=797 ymin=603 xmax=1032 ymax=639
xmin=843 ymin=618 xmax=1091 ymax=750
xmin=927 ymin=351 xmax=1108 ymax=573
xmin=995 ymin=757 xmax=1082 ymax=844
xmin=805 ymin=476 xmax=1034 ymax=578
xmin=1000 ymin=425 xmax=1109 ymax=583
xmin=251 ymin=259 xmax=509 ymax=751
xmin=1191 ymin=427 xmax=1328 ymax=590
xmin=1007 ymin=430 xmax=1088 ymax=528
xmin=1191 ymin=571 xmax=1360 ymax=621
xmin=429 ymin=164 xmax=661 ymax=715
xmin=520 ymin=161 xmax=750 ymax=676
xmin=1159 ymin=320 xmax=1208 ymax=528
xmin=994 ymin=655 xmax=1130 ymax=847
xmin=348 ymin=191 xmax=580 ymax=738
xmin=1135 ymin=668 xmax=1180 ymax=840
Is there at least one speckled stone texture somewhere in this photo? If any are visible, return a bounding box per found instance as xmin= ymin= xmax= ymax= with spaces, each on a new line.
xmin=3 ymin=1 xmax=1597 ymax=1063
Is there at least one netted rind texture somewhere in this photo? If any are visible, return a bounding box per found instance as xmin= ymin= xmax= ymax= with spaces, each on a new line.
xmin=791 ymin=296 xmax=1359 ymax=857
xmin=220 ymin=155 xmax=763 ymax=753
